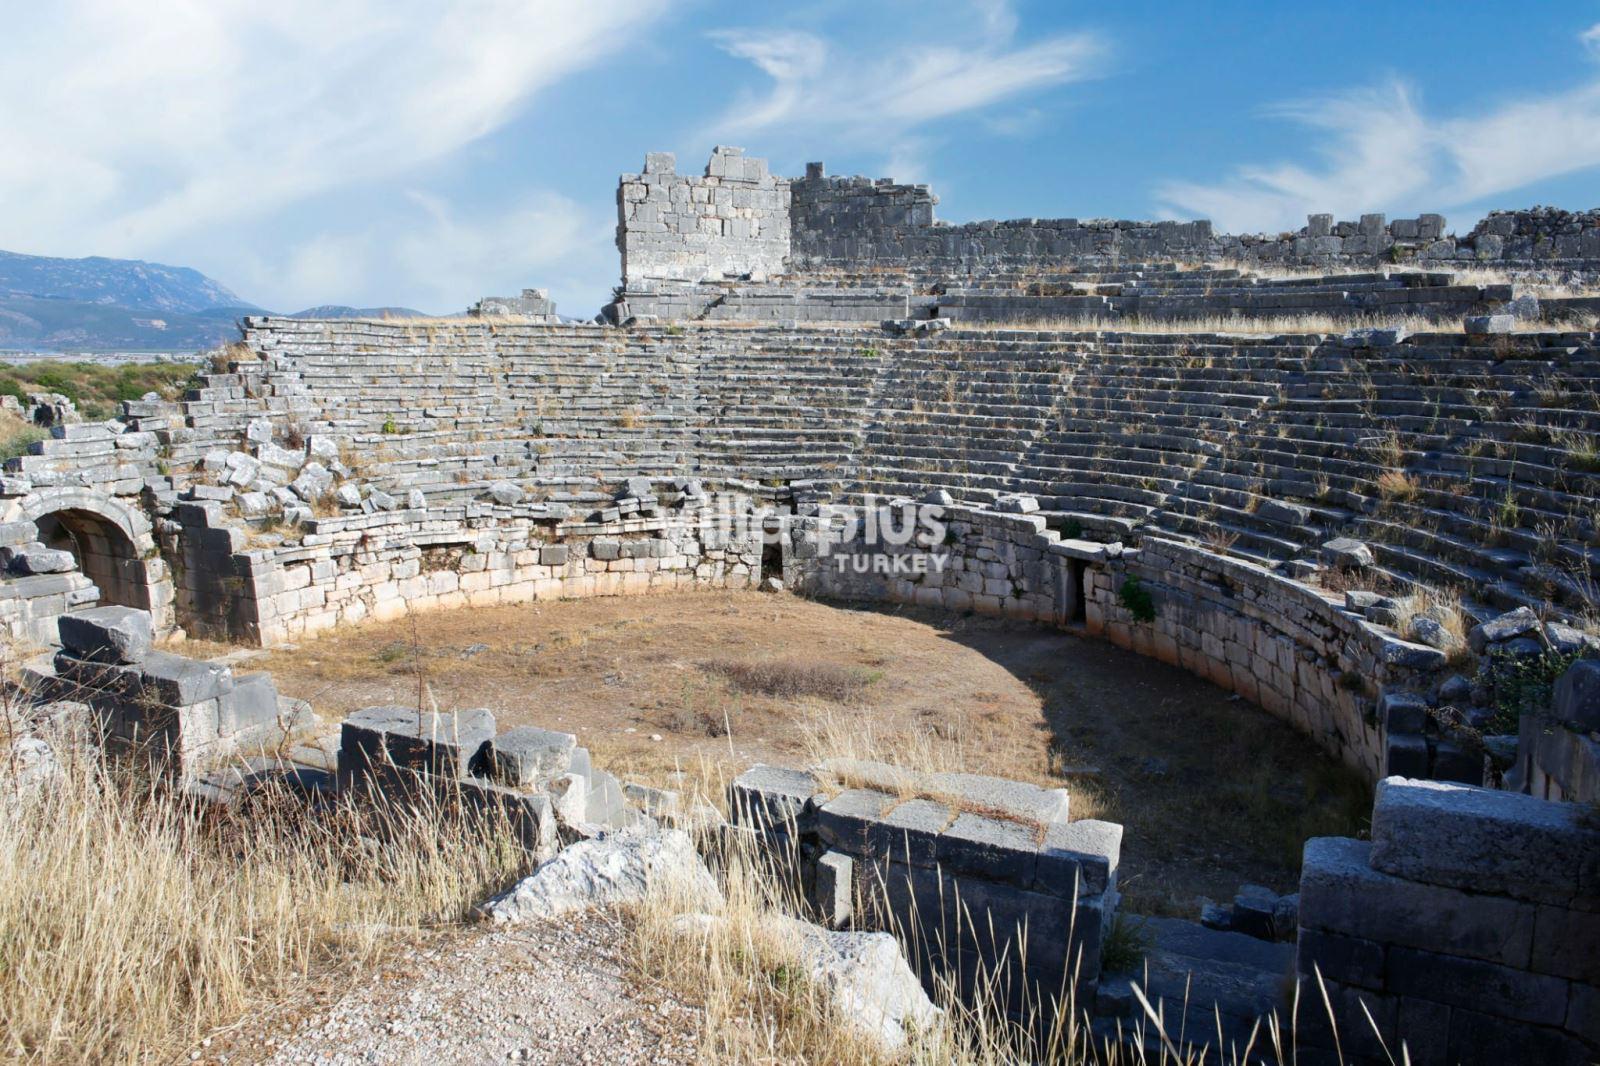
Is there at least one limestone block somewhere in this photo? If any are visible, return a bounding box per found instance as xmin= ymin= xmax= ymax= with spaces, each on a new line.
xmin=1299 ymin=836 xmax=1536 ymax=969
xmin=59 ymin=606 xmax=153 ymax=664
xmin=1035 ymin=818 xmax=1121 ymax=897
xmin=1369 ymin=777 xmax=1600 ymax=908
xmin=729 ymin=764 xmax=822 ymax=832
xmin=136 ymin=652 xmax=234 ymax=706
xmin=814 ymin=849 xmax=854 ymax=928
xmin=1321 ymin=537 xmax=1375 ymax=569
xmin=488 ymin=725 xmax=577 ymax=788
xmin=1552 ymin=660 xmax=1600 ymax=731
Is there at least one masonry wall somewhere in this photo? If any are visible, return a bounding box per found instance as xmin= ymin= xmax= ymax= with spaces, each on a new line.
xmin=784 ymin=159 xmax=1600 ymax=275
xmin=1296 ymin=778 xmax=1599 ymax=1066
xmin=793 ymin=507 xmax=1442 ymax=779
xmin=617 ymin=147 xmax=791 ymax=286
xmin=220 ymin=500 xmax=763 ymax=644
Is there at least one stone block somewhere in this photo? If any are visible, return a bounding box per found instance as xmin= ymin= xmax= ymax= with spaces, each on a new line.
xmin=9 ymin=546 xmax=75 ymax=574
xmin=1553 ymin=659 xmax=1600 ymax=731
xmin=1035 ymin=818 xmax=1121 ymax=898
xmin=340 ymin=705 xmax=496 ymax=783
xmin=539 ymin=544 xmax=569 ymax=567
xmin=935 ymin=812 xmax=1038 ymax=885
xmin=1386 ymin=945 xmax=1568 ymax=1026
xmin=814 ymin=849 xmax=853 ymax=928
xmin=1531 ymin=903 xmax=1600 ymax=982
xmin=1296 ymin=926 xmax=1386 ymax=991
xmin=1369 ymin=777 xmax=1600 ymax=908
xmin=728 ymin=764 xmax=822 ymax=832
xmin=1321 ymin=537 xmax=1375 ymax=569
xmin=58 ymin=606 xmax=153 ymax=664
xmin=487 ymin=725 xmax=576 ymax=787
xmin=921 ymin=769 xmax=1069 ymax=824
xmin=456 ymin=777 xmax=556 ymax=858
xmin=136 ymin=652 xmax=234 ymax=706
xmin=1380 ymin=690 xmax=1429 ymax=733
xmin=219 ymin=672 xmax=279 ymax=736
xmin=815 ymin=788 xmax=895 ymax=853
xmin=1299 ymin=836 xmax=1536 ymax=968
xmin=1465 ymin=314 xmax=1515 ymax=335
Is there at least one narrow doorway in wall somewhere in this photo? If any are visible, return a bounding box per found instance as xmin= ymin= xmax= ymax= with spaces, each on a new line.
xmin=1070 ymin=559 xmax=1088 ymax=624
xmin=761 ymin=541 xmax=782 ymax=582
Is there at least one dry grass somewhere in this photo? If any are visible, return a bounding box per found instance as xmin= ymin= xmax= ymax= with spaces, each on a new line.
xmin=704 ymin=657 xmax=881 ymax=702
xmin=629 ymin=775 xmax=1389 ymax=1066
xmin=0 ymin=750 xmax=527 ymax=1064
xmin=1374 ymin=469 xmax=1421 ymax=502
xmin=1390 ymin=586 xmax=1470 ymax=659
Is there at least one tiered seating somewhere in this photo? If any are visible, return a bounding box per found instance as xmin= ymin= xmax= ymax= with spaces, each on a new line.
xmin=695 ymin=328 xmax=884 ymax=486
xmin=231 ymin=313 xmax=1600 ymax=611
xmin=849 ymin=334 xmax=1080 ymax=502
xmin=1018 ymin=334 xmax=1312 ymax=550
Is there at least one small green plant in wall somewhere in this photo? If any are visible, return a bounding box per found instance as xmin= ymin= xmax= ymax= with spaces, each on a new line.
xmin=1118 ymin=576 xmax=1156 ymax=623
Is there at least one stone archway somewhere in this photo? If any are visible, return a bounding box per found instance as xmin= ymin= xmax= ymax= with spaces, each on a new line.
xmin=2 ymin=488 xmax=175 ymax=632
xmin=35 ymin=508 xmax=144 ymax=609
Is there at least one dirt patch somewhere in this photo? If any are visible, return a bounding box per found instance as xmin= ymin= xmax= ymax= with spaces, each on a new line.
xmin=258 ymin=591 xmax=1369 ymax=913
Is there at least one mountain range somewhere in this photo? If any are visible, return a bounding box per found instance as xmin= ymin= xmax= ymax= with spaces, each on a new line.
xmin=0 ymin=249 xmax=428 ymax=352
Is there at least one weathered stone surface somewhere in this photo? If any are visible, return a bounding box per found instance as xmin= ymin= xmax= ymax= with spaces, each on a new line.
xmin=1300 ymin=836 xmax=1536 ymax=968
xmin=780 ymin=916 xmax=941 ymax=1050
xmin=479 ymin=825 xmax=720 ymax=923
xmin=1368 ymin=777 xmax=1600 ymax=907
xmin=1321 ymin=537 xmax=1374 ymax=569
xmin=487 ymin=725 xmax=576 ymax=788
xmin=58 ymin=606 xmax=153 ymax=664
xmin=1553 ymin=659 xmax=1600 ymax=730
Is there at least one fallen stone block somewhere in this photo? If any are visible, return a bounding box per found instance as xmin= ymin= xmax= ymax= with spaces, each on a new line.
xmin=487 ymin=725 xmax=576 ymax=788
xmin=58 ymin=606 xmax=153 ymax=664
xmin=479 ymin=824 xmax=720 ymax=923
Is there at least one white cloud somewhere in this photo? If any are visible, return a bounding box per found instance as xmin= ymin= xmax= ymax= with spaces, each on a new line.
xmin=230 ymin=189 xmax=612 ymax=315
xmin=1583 ymin=22 xmax=1600 ymax=57
xmin=1158 ymin=25 xmax=1600 ymax=233
xmin=706 ymin=1 xmax=1103 ymax=176
xmin=0 ymin=0 xmax=665 ymax=258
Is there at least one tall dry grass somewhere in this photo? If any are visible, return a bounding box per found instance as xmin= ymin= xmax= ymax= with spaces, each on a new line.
xmin=0 ymin=752 xmax=527 ymax=1064
xmin=628 ymin=788 xmax=1388 ymax=1066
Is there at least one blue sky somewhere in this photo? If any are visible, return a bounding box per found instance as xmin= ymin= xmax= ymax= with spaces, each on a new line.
xmin=5 ymin=1 xmax=1600 ymax=316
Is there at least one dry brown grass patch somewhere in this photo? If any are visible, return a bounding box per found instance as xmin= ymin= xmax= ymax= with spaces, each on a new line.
xmin=704 ymin=657 xmax=882 ymax=702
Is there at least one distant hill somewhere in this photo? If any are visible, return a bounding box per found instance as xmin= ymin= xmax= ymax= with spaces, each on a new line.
xmin=0 ymin=249 xmax=447 ymax=352
xmin=288 ymin=305 xmax=430 ymax=320
xmin=0 ymin=249 xmax=255 ymax=316
xmin=0 ymin=294 xmax=256 ymax=353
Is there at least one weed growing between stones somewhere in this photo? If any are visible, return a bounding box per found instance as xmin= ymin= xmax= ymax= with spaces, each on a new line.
xmin=1117 ymin=577 xmax=1156 ymax=624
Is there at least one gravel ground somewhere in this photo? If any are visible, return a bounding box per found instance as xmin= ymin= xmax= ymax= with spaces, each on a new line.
xmin=201 ymin=912 xmax=702 ymax=1066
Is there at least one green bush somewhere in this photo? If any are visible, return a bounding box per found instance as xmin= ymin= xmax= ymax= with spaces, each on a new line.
xmin=1118 ymin=576 xmax=1156 ymax=623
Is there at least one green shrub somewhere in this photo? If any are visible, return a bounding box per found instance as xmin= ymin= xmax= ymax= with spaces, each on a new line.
xmin=1118 ymin=576 xmax=1156 ymax=623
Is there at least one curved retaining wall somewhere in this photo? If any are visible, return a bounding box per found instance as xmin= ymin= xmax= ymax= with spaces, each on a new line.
xmin=190 ymin=496 xmax=765 ymax=644
xmin=790 ymin=503 xmax=1444 ymax=779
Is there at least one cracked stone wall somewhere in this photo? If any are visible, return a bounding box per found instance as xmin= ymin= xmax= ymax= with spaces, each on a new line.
xmin=617 ymin=147 xmax=791 ymax=286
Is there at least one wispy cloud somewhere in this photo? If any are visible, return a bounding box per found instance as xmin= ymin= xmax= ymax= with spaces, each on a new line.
xmin=232 ymin=190 xmax=611 ymax=314
xmin=0 ymin=0 xmax=664 ymax=288
xmin=1157 ymin=25 xmax=1600 ymax=232
xmin=707 ymin=1 xmax=1104 ymax=176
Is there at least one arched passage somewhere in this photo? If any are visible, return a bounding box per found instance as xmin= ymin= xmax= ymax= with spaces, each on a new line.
xmin=35 ymin=508 xmax=146 ymax=609
xmin=2 ymin=488 xmax=175 ymax=633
